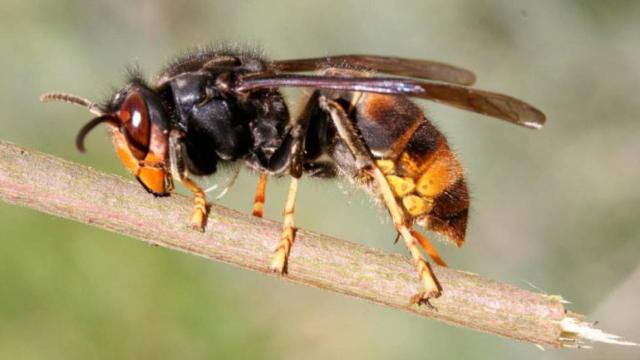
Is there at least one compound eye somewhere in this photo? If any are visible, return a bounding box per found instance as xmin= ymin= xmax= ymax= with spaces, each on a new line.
xmin=119 ymin=91 xmax=150 ymax=159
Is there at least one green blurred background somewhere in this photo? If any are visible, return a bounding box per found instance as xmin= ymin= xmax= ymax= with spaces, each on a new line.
xmin=1 ymin=0 xmax=639 ymax=359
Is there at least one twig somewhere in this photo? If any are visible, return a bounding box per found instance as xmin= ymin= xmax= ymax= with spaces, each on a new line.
xmin=0 ymin=140 xmax=634 ymax=348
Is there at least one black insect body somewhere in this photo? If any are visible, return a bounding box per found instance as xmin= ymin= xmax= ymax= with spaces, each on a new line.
xmin=42 ymin=49 xmax=545 ymax=304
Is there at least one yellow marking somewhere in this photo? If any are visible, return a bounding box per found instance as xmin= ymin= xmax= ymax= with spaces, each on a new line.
xmin=376 ymin=159 xmax=395 ymax=175
xmin=371 ymin=168 xmax=404 ymax=226
xmin=270 ymin=177 xmax=299 ymax=274
xmin=398 ymin=138 xmax=448 ymax=179
xmin=402 ymin=195 xmax=433 ymax=216
xmin=416 ymin=160 xmax=451 ymax=197
xmin=387 ymin=175 xmax=416 ymax=197
xmin=398 ymin=152 xmax=421 ymax=178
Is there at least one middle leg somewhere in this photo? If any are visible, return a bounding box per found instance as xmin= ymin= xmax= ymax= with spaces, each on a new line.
xmin=270 ymin=177 xmax=299 ymax=273
xmin=267 ymin=93 xmax=314 ymax=273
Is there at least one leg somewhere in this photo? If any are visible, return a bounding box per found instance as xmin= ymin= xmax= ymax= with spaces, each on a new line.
xmin=371 ymin=167 xmax=442 ymax=301
xmin=270 ymin=177 xmax=299 ymax=273
xmin=411 ymin=229 xmax=447 ymax=267
xmin=318 ymin=96 xmax=374 ymax=171
xmin=320 ymin=96 xmax=442 ymax=302
xmin=180 ymin=175 xmax=208 ymax=231
xmin=169 ymin=130 xmax=208 ymax=231
xmin=252 ymin=173 xmax=268 ymax=217
xmin=268 ymin=93 xmax=318 ymax=273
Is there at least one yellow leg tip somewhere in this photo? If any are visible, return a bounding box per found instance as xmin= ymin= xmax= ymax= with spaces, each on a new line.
xmin=421 ymin=279 xmax=442 ymax=299
xmin=269 ymin=177 xmax=298 ymax=275
xmin=417 ymin=264 xmax=442 ymax=302
xmin=189 ymin=209 xmax=206 ymax=232
xmin=269 ymin=227 xmax=296 ymax=274
xmin=407 ymin=258 xmax=442 ymax=305
xmin=270 ymin=249 xmax=287 ymax=274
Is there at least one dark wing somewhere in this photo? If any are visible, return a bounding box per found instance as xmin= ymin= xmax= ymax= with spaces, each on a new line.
xmin=236 ymin=74 xmax=545 ymax=129
xmin=272 ymin=55 xmax=476 ymax=86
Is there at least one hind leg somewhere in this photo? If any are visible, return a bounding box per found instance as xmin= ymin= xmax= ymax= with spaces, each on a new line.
xmin=319 ymin=96 xmax=442 ymax=302
xmin=369 ymin=167 xmax=442 ymax=301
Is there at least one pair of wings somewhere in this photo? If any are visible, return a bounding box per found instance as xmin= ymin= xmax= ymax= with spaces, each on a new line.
xmin=236 ymin=55 xmax=545 ymax=129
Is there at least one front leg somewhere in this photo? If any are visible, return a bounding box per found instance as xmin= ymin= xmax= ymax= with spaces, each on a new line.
xmin=169 ymin=130 xmax=209 ymax=231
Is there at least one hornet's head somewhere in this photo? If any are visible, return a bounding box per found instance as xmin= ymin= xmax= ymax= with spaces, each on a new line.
xmin=41 ymin=83 xmax=173 ymax=195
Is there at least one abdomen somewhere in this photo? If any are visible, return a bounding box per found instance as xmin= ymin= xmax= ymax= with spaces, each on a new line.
xmin=356 ymin=93 xmax=469 ymax=246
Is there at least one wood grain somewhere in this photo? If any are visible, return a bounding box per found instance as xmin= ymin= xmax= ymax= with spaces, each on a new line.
xmin=0 ymin=140 xmax=622 ymax=348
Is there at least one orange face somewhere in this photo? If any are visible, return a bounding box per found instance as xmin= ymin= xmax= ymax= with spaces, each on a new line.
xmin=109 ymin=90 xmax=171 ymax=195
xmin=111 ymin=127 xmax=170 ymax=194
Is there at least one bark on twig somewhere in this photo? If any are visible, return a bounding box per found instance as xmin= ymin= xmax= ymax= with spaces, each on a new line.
xmin=0 ymin=140 xmax=634 ymax=348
